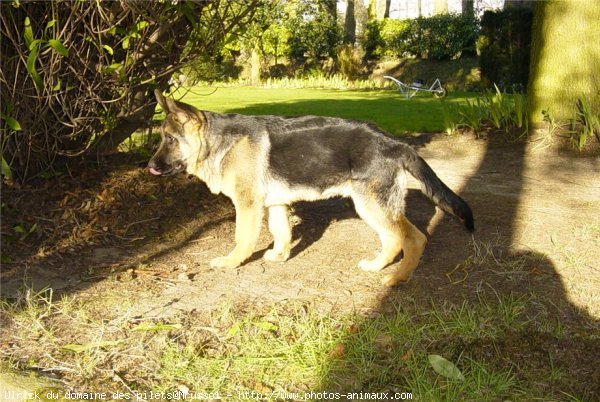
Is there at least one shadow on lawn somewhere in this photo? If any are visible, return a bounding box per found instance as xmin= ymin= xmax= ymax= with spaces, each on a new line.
xmin=316 ymin=132 xmax=600 ymax=399
xmin=0 ymin=159 xmax=233 ymax=295
xmin=223 ymin=95 xmax=451 ymax=134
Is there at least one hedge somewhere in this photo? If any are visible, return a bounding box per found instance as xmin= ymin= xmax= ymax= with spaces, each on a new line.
xmin=364 ymin=14 xmax=479 ymax=60
xmin=477 ymin=8 xmax=532 ymax=89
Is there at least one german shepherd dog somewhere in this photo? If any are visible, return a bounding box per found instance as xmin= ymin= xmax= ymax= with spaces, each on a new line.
xmin=148 ymin=90 xmax=474 ymax=286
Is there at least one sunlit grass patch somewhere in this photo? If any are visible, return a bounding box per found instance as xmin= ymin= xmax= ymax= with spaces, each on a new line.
xmin=154 ymin=297 xmax=528 ymax=399
xmin=174 ymin=86 xmax=479 ymax=134
xmin=0 ymin=287 xmax=593 ymax=400
xmin=158 ymin=306 xmax=345 ymax=393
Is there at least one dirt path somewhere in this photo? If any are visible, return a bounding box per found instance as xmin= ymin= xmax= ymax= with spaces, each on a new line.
xmin=3 ymin=134 xmax=598 ymax=323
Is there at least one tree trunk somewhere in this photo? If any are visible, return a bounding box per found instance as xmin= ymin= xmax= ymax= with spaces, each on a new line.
xmin=527 ymin=0 xmax=600 ymax=123
xmin=91 ymin=85 xmax=168 ymax=154
xmin=344 ymin=0 xmax=356 ymax=44
xmin=373 ymin=0 xmax=390 ymax=20
xmin=322 ymin=0 xmax=337 ymax=21
xmin=461 ymin=0 xmax=474 ymax=18
xmin=250 ymin=45 xmax=262 ymax=86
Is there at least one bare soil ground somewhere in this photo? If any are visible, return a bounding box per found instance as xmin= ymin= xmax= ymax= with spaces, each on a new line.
xmin=1 ymin=132 xmax=599 ymax=397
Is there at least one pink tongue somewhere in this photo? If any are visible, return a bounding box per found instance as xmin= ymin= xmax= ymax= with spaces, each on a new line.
xmin=148 ymin=167 xmax=162 ymax=176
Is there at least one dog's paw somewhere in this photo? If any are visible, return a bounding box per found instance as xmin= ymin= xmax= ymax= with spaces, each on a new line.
xmin=358 ymin=258 xmax=384 ymax=272
xmin=264 ymin=248 xmax=290 ymax=263
xmin=210 ymin=256 xmax=241 ymax=269
xmin=381 ymin=273 xmax=409 ymax=287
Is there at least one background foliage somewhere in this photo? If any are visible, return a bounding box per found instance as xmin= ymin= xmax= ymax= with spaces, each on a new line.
xmin=0 ymin=0 xmax=260 ymax=182
xmin=478 ymin=8 xmax=532 ymax=90
xmin=364 ymin=14 xmax=479 ymax=61
xmin=285 ymin=0 xmax=340 ymax=65
xmin=3 ymin=1 xmax=594 ymax=183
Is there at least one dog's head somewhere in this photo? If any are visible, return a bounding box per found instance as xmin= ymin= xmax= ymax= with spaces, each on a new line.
xmin=148 ymin=90 xmax=204 ymax=176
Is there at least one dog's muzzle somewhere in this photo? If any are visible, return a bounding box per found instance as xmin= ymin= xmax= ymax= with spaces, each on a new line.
xmin=147 ymin=160 xmax=186 ymax=176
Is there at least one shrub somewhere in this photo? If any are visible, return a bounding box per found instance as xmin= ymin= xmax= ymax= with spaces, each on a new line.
xmin=337 ymin=44 xmax=365 ymax=80
xmin=0 ymin=1 xmax=260 ymax=182
xmin=266 ymin=64 xmax=288 ymax=79
xmin=416 ymin=14 xmax=479 ymax=60
xmin=363 ymin=20 xmax=384 ymax=60
xmin=478 ymin=8 xmax=532 ymax=90
xmin=284 ymin=1 xmax=341 ymax=65
xmin=363 ymin=14 xmax=479 ymax=61
xmin=380 ymin=19 xmax=413 ymax=58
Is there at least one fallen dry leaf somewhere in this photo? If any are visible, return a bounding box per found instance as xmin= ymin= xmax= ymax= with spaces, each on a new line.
xmin=329 ymin=343 xmax=346 ymax=359
xmin=374 ymin=333 xmax=394 ymax=352
xmin=400 ymin=349 xmax=413 ymax=361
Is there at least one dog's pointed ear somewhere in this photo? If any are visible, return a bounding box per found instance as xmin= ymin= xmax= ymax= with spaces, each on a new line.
xmin=155 ymin=90 xmax=193 ymax=122
xmin=154 ymin=89 xmax=168 ymax=111
xmin=154 ymin=89 xmax=179 ymax=114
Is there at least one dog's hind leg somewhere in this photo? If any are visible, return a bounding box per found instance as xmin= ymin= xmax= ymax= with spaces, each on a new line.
xmin=210 ymin=201 xmax=264 ymax=269
xmin=352 ymin=192 xmax=427 ymax=286
xmin=352 ymin=194 xmax=403 ymax=273
xmin=382 ymin=215 xmax=427 ymax=287
xmin=264 ymin=205 xmax=292 ymax=262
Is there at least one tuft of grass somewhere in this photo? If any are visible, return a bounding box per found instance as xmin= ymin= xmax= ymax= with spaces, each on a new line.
xmin=440 ymin=99 xmax=459 ymax=135
xmin=570 ymin=96 xmax=600 ymax=150
xmin=1 ymin=286 xmax=141 ymax=386
xmin=157 ymin=305 xmax=346 ymax=393
xmin=539 ymin=96 xmax=600 ymax=152
xmin=439 ymin=85 xmax=528 ymax=136
xmin=404 ymin=355 xmax=520 ymax=402
xmin=456 ymin=97 xmax=486 ymax=133
xmin=426 ymin=293 xmax=529 ymax=340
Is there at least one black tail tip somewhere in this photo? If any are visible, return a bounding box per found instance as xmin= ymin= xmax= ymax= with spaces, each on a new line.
xmin=462 ymin=208 xmax=475 ymax=232
xmin=456 ymin=201 xmax=475 ymax=232
xmin=464 ymin=216 xmax=475 ymax=232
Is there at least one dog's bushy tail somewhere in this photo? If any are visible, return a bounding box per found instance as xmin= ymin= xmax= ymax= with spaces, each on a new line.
xmin=401 ymin=146 xmax=475 ymax=231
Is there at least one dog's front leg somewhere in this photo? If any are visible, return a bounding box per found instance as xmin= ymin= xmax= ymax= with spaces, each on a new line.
xmin=210 ymin=202 xmax=264 ymax=269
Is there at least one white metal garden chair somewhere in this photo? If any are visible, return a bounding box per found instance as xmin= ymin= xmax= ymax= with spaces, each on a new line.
xmin=384 ymin=75 xmax=447 ymax=99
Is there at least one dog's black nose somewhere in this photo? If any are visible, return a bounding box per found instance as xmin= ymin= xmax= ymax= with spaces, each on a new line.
xmin=147 ymin=160 xmax=162 ymax=176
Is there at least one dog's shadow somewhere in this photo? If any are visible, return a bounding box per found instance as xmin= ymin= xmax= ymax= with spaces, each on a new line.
xmin=248 ymin=189 xmax=436 ymax=264
xmin=245 ymin=198 xmax=354 ymax=264
xmin=289 ymin=198 xmax=358 ymax=259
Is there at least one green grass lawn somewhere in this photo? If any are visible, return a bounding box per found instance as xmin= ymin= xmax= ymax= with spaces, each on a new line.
xmin=176 ymin=86 xmax=475 ymax=134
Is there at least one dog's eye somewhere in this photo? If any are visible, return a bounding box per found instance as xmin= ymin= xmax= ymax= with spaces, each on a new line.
xmin=165 ymin=134 xmax=175 ymax=143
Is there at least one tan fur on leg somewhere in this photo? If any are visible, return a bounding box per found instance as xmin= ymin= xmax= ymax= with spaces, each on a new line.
xmin=382 ymin=215 xmax=427 ymax=286
xmin=210 ymin=202 xmax=264 ymax=269
xmin=264 ymin=205 xmax=292 ymax=262
xmin=352 ymin=194 xmax=403 ymax=272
